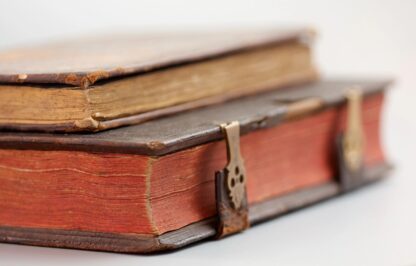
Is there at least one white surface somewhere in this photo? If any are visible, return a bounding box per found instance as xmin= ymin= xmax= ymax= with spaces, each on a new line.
xmin=1 ymin=0 xmax=415 ymax=265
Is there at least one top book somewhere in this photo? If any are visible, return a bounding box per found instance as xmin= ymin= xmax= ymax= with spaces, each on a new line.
xmin=0 ymin=27 xmax=317 ymax=132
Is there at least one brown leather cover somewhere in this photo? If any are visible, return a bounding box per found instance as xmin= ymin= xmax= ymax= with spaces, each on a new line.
xmin=0 ymin=27 xmax=313 ymax=88
xmin=0 ymin=79 xmax=392 ymax=155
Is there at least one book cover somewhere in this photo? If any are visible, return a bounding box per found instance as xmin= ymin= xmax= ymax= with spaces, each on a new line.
xmin=0 ymin=27 xmax=317 ymax=132
xmin=0 ymin=79 xmax=391 ymax=253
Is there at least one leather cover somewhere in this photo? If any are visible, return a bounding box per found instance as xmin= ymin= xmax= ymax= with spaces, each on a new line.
xmin=0 ymin=79 xmax=392 ymax=253
xmin=0 ymin=27 xmax=313 ymax=88
xmin=0 ymin=80 xmax=391 ymax=155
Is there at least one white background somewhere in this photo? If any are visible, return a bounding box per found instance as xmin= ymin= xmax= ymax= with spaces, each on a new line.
xmin=0 ymin=0 xmax=415 ymax=265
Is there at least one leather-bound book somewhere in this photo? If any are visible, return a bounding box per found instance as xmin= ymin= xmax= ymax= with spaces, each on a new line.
xmin=0 ymin=79 xmax=391 ymax=253
xmin=0 ymin=27 xmax=317 ymax=132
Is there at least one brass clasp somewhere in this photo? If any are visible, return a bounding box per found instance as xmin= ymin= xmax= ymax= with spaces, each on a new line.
xmin=337 ymin=87 xmax=365 ymax=191
xmin=343 ymin=87 xmax=364 ymax=172
xmin=221 ymin=121 xmax=246 ymax=209
xmin=215 ymin=121 xmax=249 ymax=238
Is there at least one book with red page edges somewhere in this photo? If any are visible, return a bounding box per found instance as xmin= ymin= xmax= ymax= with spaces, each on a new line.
xmin=0 ymin=80 xmax=391 ymax=253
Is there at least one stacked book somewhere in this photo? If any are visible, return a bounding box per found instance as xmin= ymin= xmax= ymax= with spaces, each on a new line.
xmin=0 ymin=27 xmax=391 ymax=253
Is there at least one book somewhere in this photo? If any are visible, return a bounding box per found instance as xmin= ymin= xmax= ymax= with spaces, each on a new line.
xmin=0 ymin=27 xmax=317 ymax=132
xmin=0 ymin=79 xmax=391 ymax=253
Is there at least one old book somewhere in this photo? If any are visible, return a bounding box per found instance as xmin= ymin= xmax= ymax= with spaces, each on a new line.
xmin=0 ymin=80 xmax=391 ymax=253
xmin=0 ymin=27 xmax=317 ymax=132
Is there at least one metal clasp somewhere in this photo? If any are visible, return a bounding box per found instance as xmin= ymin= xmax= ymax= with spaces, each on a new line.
xmin=343 ymin=88 xmax=364 ymax=172
xmin=215 ymin=121 xmax=249 ymax=238
xmin=221 ymin=121 xmax=246 ymax=209
xmin=337 ymin=87 xmax=365 ymax=191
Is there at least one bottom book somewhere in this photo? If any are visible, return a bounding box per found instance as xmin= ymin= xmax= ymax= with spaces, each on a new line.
xmin=0 ymin=80 xmax=391 ymax=253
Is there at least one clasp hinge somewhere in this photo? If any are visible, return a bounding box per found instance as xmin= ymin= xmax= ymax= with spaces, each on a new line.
xmin=337 ymin=87 xmax=365 ymax=191
xmin=215 ymin=121 xmax=249 ymax=238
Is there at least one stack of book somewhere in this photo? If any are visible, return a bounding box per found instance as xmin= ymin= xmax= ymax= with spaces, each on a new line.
xmin=0 ymin=27 xmax=391 ymax=253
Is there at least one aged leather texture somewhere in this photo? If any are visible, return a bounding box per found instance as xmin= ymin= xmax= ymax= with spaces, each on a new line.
xmin=0 ymin=27 xmax=313 ymax=87
xmin=0 ymin=80 xmax=392 ymax=156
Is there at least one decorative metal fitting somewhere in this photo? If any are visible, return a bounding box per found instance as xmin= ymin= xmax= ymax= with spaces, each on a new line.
xmin=215 ymin=121 xmax=249 ymax=238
